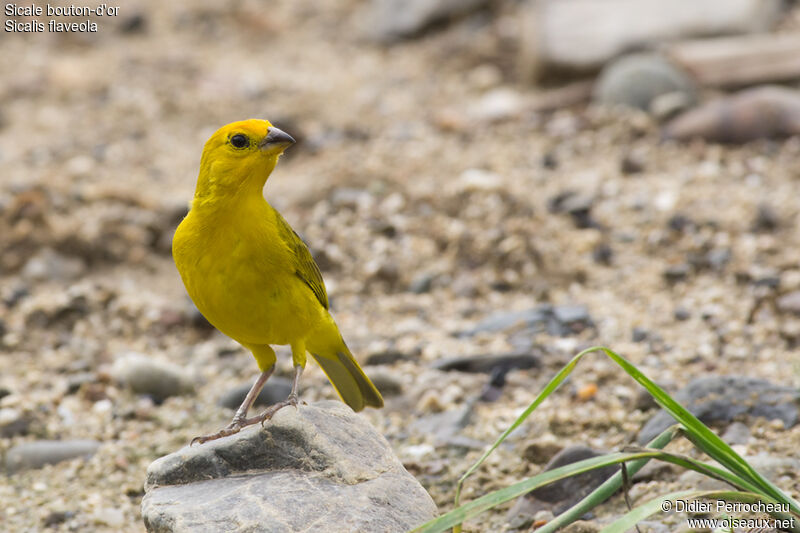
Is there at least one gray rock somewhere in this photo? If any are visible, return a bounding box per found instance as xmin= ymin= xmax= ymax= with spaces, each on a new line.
xmin=408 ymin=271 xmax=436 ymax=294
xmin=461 ymin=305 xmax=593 ymax=338
xmin=637 ymin=376 xmax=800 ymax=443
xmin=366 ymin=369 xmax=404 ymax=397
xmin=524 ymin=0 xmax=785 ymax=71
xmin=6 ymin=439 xmax=100 ymax=473
xmin=461 ymin=308 xmax=549 ymax=336
xmin=594 ymin=54 xmax=696 ymax=111
xmin=552 ymin=305 xmax=591 ymax=327
xmin=369 ymin=0 xmax=489 ymax=41
xmin=0 ymin=408 xmax=31 ymax=438
xmin=217 ymin=378 xmax=293 ymax=410
xmin=650 ymin=91 xmax=694 ymax=122
xmin=411 ymin=404 xmax=473 ymax=445
xmin=364 ymin=349 xmax=414 ymax=366
xmin=721 ymin=421 xmax=751 ymax=445
xmin=142 ymin=401 xmax=436 ymax=533
xmin=111 ymin=352 xmax=194 ymax=403
xmin=663 ymin=85 xmax=800 ymax=143
xmin=21 ymin=247 xmax=86 ymax=282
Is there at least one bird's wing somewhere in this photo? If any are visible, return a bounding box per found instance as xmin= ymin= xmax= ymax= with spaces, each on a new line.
xmin=275 ymin=212 xmax=329 ymax=310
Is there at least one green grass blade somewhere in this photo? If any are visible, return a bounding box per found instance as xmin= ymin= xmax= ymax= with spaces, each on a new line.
xmin=452 ymin=349 xmax=587 ymax=509
xmin=413 ymin=451 xmax=664 ymax=533
xmin=446 ymin=345 xmax=800 ymax=532
xmin=588 ymin=346 xmax=800 ymax=515
xmin=534 ymin=426 xmax=681 ymax=533
xmin=600 ymin=491 xmax=800 ymax=533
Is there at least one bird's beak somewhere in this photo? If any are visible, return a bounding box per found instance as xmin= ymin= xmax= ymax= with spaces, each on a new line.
xmin=260 ymin=127 xmax=296 ymax=152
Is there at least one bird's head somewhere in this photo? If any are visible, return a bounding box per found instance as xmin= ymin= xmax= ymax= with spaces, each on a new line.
xmin=194 ymin=119 xmax=295 ymax=200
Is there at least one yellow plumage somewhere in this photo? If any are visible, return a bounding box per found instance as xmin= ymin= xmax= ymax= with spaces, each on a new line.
xmin=173 ymin=119 xmax=382 ymax=443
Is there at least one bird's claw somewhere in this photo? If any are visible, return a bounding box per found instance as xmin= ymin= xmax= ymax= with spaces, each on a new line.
xmin=190 ymin=419 xmax=246 ymax=446
xmin=258 ymin=395 xmax=302 ymax=427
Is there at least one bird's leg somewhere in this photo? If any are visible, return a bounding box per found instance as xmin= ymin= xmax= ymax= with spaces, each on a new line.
xmin=190 ymin=365 xmax=275 ymax=445
xmin=257 ymin=364 xmax=304 ymax=426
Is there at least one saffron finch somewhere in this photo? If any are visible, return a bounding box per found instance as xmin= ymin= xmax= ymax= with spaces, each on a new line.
xmin=173 ymin=119 xmax=383 ymax=444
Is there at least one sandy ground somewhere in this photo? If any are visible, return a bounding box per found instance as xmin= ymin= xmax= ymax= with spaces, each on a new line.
xmin=2 ymin=0 xmax=800 ymax=531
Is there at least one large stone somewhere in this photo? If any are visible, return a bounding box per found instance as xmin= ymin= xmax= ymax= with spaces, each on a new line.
xmin=593 ymin=54 xmax=696 ymax=111
xmin=6 ymin=439 xmax=100 ymax=473
xmin=111 ymin=352 xmax=194 ymax=403
xmin=142 ymin=401 xmax=437 ymax=533
xmin=663 ymin=86 xmax=800 ymax=143
xmin=368 ymin=0 xmax=490 ymax=41
xmin=637 ymin=376 xmax=800 ymax=444
xmin=506 ymin=446 xmax=618 ymax=524
xmin=523 ymin=0 xmax=785 ymax=72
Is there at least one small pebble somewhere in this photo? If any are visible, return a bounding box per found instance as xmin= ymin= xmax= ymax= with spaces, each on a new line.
xmin=110 ymin=352 xmax=194 ymax=403
xmin=6 ymin=440 xmax=100 ymax=473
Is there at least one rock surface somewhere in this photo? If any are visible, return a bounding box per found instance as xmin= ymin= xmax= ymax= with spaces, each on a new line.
xmin=142 ymin=401 xmax=437 ymax=533
xmin=368 ymin=0 xmax=489 ymax=40
xmin=663 ymin=85 xmax=800 ymax=143
xmin=526 ymin=0 xmax=785 ymax=71
xmin=593 ymin=54 xmax=696 ymax=111
xmin=637 ymin=376 xmax=800 ymax=443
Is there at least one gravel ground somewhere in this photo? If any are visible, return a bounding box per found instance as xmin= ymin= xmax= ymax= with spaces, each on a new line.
xmin=2 ymin=1 xmax=800 ymax=532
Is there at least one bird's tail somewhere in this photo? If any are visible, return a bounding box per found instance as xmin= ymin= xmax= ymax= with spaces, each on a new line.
xmin=308 ymin=324 xmax=383 ymax=412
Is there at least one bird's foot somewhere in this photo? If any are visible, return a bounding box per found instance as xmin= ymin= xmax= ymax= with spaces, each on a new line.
xmin=258 ymin=393 xmax=302 ymax=427
xmin=190 ymin=416 xmax=260 ymax=446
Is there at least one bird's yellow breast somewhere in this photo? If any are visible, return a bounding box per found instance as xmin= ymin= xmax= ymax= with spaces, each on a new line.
xmin=172 ymin=196 xmax=324 ymax=346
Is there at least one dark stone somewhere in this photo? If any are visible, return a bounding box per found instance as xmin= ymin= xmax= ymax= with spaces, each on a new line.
xmin=753 ymin=204 xmax=780 ymax=232
xmin=637 ymin=376 xmax=800 ymax=444
xmin=592 ymin=242 xmax=613 ymax=265
xmin=119 ymin=12 xmax=147 ymax=34
xmin=663 ymin=263 xmax=690 ymax=282
xmin=432 ymin=352 xmax=539 ymax=373
xmin=408 ymin=272 xmax=436 ymax=294
xmin=365 ymin=350 xmax=414 ymax=366
xmin=548 ymin=191 xmax=596 ymax=229
xmin=632 ymin=327 xmax=649 ymax=343
xmin=673 ymin=307 xmax=691 ymax=321
xmin=367 ymin=370 xmax=404 ymax=397
xmin=542 ymin=152 xmax=558 ymax=169
xmin=43 ymin=511 xmax=76 ymax=527
xmin=620 ymin=152 xmax=645 ymax=174
xmin=507 ymin=446 xmax=617 ymax=522
xmin=0 ymin=411 xmax=32 ymax=438
xmin=667 ymin=214 xmax=693 ymax=233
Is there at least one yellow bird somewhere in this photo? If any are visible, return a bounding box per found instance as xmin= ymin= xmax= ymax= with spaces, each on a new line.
xmin=173 ymin=119 xmax=383 ymax=444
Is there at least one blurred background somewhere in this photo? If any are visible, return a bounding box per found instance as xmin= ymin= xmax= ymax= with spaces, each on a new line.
xmin=2 ymin=0 xmax=800 ymax=531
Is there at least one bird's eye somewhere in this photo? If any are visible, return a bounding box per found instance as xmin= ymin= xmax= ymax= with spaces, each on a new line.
xmin=230 ymin=134 xmax=248 ymax=148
